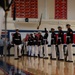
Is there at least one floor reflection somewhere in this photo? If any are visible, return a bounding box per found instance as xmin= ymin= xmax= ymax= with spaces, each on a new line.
xmin=0 ymin=56 xmax=75 ymax=75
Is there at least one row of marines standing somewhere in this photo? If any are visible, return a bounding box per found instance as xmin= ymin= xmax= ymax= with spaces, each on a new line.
xmin=12 ymin=28 xmax=49 ymax=59
xmin=12 ymin=24 xmax=73 ymax=62
xmin=25 ymin=28 xmax=49 ymax=59
xmin=51 ymin=24 xmax=73 ymax=62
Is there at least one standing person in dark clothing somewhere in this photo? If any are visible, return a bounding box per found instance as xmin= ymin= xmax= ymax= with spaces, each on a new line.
xmin=51 ymin=28 xmax=57 ymax=60
xmin=43 ymin=28 xmax=48 ymax=59
xmin=12 ymin=28 xmax=22 ymax=59
xmin=0 ymin=37 xmax=4 ymax=57
xmin=66 ymin=24 xmax=73 ymax=62
xmin=34 ymin=32 xmax=39 ymax=57
xmin=58 ymin=26 xmax=64 ymax=60
xmin=38 ymin=32 xmax=43 ymax=58
xmin=30 ymin=34 xmax=35 ymax=57
xmin=27 ymin=34 xmax=32 ymax=56
xmin=7 ymin=38 xmax=11 ymax=56
xmin=24 ymin=34 xmax=30 ymax=55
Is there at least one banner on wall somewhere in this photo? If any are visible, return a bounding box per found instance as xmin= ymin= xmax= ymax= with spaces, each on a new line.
xmin=55 ymin=0 xmax=67 ymax=19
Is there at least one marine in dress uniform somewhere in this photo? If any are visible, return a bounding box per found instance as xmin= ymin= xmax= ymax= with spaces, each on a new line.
xmin=38 ymin=32 xmax=43 ymax=58
xmin=24 ymin=34 xmax=29 ymax=55
xmin=43 ymin=28 xmax=48 ymax=59
xmin=30 ymin=34 xmax=35 ymax=57
xmin=58 ymin=26 xmax=64 ymax=60
xmin=51 ymin=28 xmax=57 ymax=60
xmin=27 ymin=34 xmax=32 ymax=56
xmin=34 ymin=33 xmax=39 ymax=57
xmin=12 ymin=28 xmax=22 ymax=59
xmin=66 ymin=24 xmax=73 ymax=62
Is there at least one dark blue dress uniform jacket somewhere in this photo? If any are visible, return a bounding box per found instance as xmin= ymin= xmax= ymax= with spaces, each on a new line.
xmin=58 ymin=30 xmax=64 ymax=45
xmin=34 ymin=36 xmax=38 ymax=45
xmin=12 ymin=33 xmax=22 ymax=45
xmin=43 ymin=32 xmax=48 ymax=44
xmin=66 ymin=28 xmax=73 ymax=44
xmin=28 ymin=37 xmax=31 ymax=46
xmin=51 ymin=32 xmax=56 ymax=45
xmin=38 ymin=35 xmax=43 ymax=46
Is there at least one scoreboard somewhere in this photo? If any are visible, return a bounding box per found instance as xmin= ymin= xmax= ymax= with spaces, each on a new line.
xmin=11 ymin=0 xmax=38 ymax=18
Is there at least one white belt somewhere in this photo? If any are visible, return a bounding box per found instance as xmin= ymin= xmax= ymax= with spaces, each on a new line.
xmin=34 ymin=40 xmax=36 ymax=42
xmin=39 ymin=40 xmax=41 ymax=42
xmin=43 ymin=39 xmax=46 ymax=41
xmin=26 ymin=41 xmax=28 ymax=43
xmin=67 ymin=36 xmax=70 ymax=38
xmin=51 ymin=38 xmax=54 ymax=40
xmin=58 ymin=37 xmax=61 ymax=39
xmin=15 ymin=39 xmax=19 ymax=40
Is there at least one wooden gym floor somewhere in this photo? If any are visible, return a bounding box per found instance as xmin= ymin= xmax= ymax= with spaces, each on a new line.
xmin=0 ymin=56 xmax=75 ymax=75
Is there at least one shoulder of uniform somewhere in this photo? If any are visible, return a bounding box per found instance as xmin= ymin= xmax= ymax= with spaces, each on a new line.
xmin=12 ymin=33 xmax=15 ymax=36
xmin=18 ymin=32 xmax=21 ymax=34
xmin=70 ymin=29 xmax=73 ymax=32
xmin=13 ymin=32 xmax=16 ymax=35
xmin=46 ymin=31 xmax=48 ymax=33
xmin=71 ymin=29 xmax=73 ymax=31
xmin=69 ymin=28 xmax=72 ymax=31
xmin=18 ymin=33 xmax=20 ymax=35
xmin=61 ymin=31 xmax=64 ymax=33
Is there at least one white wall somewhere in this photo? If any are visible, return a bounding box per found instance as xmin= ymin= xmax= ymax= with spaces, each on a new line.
xmin=46 ymin=0 xmax=55 ymax=19
xmin=38 ymin=0 xmax=55 ymax=19
xmin=0 ymin=7 xmax=5 ymax=35
xmin=38 ymin=0 xmax=46 ymax=19
xmin=67 ymin=0 xmax=75 ymax=20
xmin=1 ymin=0 xmax=75 ymax=31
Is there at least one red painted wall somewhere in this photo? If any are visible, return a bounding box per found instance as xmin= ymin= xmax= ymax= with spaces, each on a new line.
xmin=55 ymin=0 xmax=67 ymax=19
xmin=11 ymin=0 xmax=38 ymax=18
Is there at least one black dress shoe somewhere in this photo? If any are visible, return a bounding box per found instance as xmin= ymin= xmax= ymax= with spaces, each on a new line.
xmin=50 ymin=58 xmax=56 ymax=60
xmin=31 ymin=56 xmax=34 ymax=57
xmin=44 ymin=57 xmax=48 ymax=59
xmin=39 ymin=57 xmax=43 ymax=58
xmin=7 ymin=54 xmax=10 ymax=56
xmin=14 ymin=58 xmax=19 ymax=60
xmin=28 ymin=55 xmax=31 ymax=57
xmin=65 ymin=60 xmax=73 ymax=62
xmin=50 ymin=56 xmax=52 ymax=59
xmin=58 ymin=57 xmax=60 ymax=60
xmin=58 ymin=59 xmax=64 ymax=61
xmin=48 ymin=54 xmax=51 ymax=56
xmin=35 ymin=56 xmax=38 ymax=58
xmin=18 ymin=56 xmax=21 ymax=58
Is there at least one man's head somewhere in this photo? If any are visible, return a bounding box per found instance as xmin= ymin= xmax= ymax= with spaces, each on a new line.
xmin=16 ymin=28 xmax=19 ymax=33
xmin=44 ymin=28 xmax=46 ymax=31
xmin=51 ymin=28 xmax=55 ymax=32
xmin=38 ymin=31 xmax=41 ymax=35
xmin=44 ymin=28 xmax=48 ymax=32
xmin=33 ymin=32 xmax=36 ymax=37
xmin=58 ymin=26 xmax=62 ymax=31
xmin=66 ymin=24 xmax=71 ymax=29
